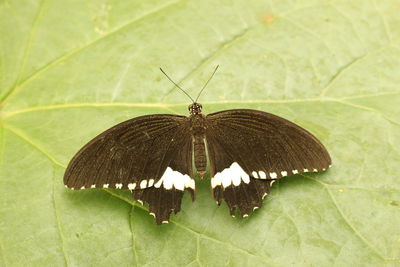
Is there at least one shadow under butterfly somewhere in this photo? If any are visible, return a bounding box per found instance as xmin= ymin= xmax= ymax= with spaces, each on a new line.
xmin=64 ymin=66 xmax=332 ymax=225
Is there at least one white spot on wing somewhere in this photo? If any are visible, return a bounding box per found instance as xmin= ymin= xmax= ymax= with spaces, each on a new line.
xmin=262 ymin=193 xmax=268 ymax=199
xmin=242 ymin=173 xmax=250 ymax=184
xmin=154 ymin=180 xmax=162 ymax=188
xmin=281 ymin=171 xmax=287 ymax=176
xmin=162 ymin=220 xmax=169 ymax=224
xmin=103 ymin=184 xmax=109 ymax=188
xmin=232 ymin=173 xmax=241 ymax=186
xmin=128 ymin=183 xmax=136 ymax=190
xmin=252 ymin=171 xmax=259 ymax=178
xmin=313 ymin=168 xmax=318 ymax=172
xmin=148 ymin=179 xmax=154 ymax=187
xmin=91 ymin=184 xmax=96 ymax=188
xmin=211 ymin=175 xmax=222 ymax=188
xmin=292 ymin=169 xmax=298 ymax=174
xmin=269 ymin=172 xmax=277 ymax=179
xmin=270 ymin=180 xmax=275 ymax=187
xmin=221 ymin=173 xmax=232 ymax=188
xmin=211 ymin=162 xmax=250 ymax=189
xmin=175 ymin=176 xmax=185 ymax=190
xmin=158 ymin=167 xmax=172 ymax=189
xmin=259 ymin=171 xmax=267 ymax=179
xmin=304 ymin=168 xmax=309 ymax=172
xmin=80 ymin=186 xmax=85 ymax=189
xmin=115 ymin=183 xmax=123 ymax=189
xmin=140 ymin=180 xmax=147 ymax=189
xmin=155 ymin=167 xmax=194 ymax=191
xmin=185 ymin=176 xmax=195 ymax=190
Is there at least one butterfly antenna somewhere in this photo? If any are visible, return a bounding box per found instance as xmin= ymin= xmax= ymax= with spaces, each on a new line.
xmin=160 ymin=68 xmax=195 ymax=102
xmin=195 ymin=65 xmax=219 ymax=102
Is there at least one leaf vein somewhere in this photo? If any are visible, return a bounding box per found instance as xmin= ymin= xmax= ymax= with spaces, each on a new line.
xmin=282 ymin=16 xmax=341 ymax=65
xmin=3 ymin=126 xmax=69 ymax=265
xmin=371 ymin=0 xmax=392 ymax=42
xmin=302 ymin=175 xmax=386 ymax=260
xmin=160 ymin=24 xmax=264 ymax=101
xmin=129 ymin=206 xmax=140 ymax=266
xmin=2 ymin=92 xmax=399 ymax=119
xmin=0 ymin=0 xmax=47 ymax=104
xmin=2 ymin=124 xmax=66 ymax=168
xmin=335 ymin=100 xmax=400 ymax=126
xmin=0 ymin=0 xmax=185 ymax=106
xmin=103 ymin=190 xmax=283 ymax=266
xmin=320 ymin=53 xmax=371 ymax=96
xmin=51 ymin=167 xmax=69 ymax=266
xmin=328 ymin=3 xmax=368 ymax=53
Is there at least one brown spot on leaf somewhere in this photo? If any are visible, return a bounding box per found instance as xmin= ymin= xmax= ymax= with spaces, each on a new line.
xmin=262 ymin=13 xmax=275 ymax=24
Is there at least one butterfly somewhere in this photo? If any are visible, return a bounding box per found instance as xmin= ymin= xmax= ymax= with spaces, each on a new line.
xmin=64 ymin=66 xmax=331 ymax=224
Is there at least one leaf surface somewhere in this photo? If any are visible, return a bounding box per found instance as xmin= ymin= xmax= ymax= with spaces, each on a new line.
xmin=1 ymin=0 xmax=400 ymax=266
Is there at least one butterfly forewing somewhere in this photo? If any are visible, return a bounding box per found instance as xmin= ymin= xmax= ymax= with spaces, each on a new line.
xmin=205 ymin=109 xmax=331 ymax=216
xmin=64 ymin=114 xmax=195 ymax=224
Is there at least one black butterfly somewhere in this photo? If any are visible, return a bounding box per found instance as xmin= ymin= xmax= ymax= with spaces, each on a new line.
xmin=64 ymin=66 xmax=331 ymax=224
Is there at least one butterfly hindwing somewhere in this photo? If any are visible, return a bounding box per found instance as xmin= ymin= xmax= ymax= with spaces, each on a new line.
xmin=205 ymin=109 xmax=331 ymax=216
xmin=64 ymin=114 xmax=195 ymax=224
xmin=132 ymin=128 xmax=195 ymax=224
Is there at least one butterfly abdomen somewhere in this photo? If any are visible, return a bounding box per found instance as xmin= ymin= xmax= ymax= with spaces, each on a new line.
xmin=190 ymin=114 xmax=207 ymax=176
xmin=193 ymin=135 xmax=206 ymax=175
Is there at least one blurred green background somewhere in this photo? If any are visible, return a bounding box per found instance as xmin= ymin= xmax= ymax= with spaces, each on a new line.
xmin=1 ymin=0 xmax=400 ymax=266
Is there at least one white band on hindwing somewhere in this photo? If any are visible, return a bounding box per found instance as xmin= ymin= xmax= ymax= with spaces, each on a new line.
xmin=211 ymin=162 xmax=250 ymax=189
xmin=153 ymin=167 xmax=195 ymax=190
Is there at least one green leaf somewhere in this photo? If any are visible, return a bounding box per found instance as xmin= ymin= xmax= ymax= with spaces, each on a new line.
xmin=1 ymin=0 xmax=399 ymax=266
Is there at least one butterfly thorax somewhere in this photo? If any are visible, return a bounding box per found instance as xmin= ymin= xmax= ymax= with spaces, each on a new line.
xmin=189 ymin=104 xmax=207 ymax=177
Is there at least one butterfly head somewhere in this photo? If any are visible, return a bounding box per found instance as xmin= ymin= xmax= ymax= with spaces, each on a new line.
xmin=189 ymin=102 xmax=202 ymax=115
